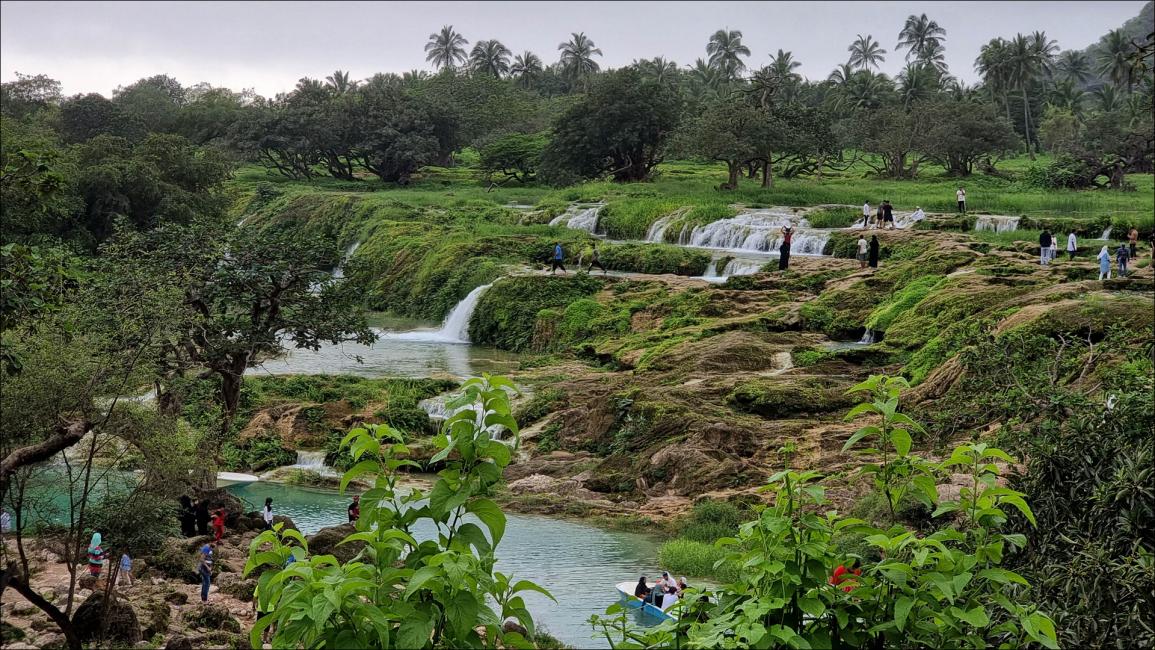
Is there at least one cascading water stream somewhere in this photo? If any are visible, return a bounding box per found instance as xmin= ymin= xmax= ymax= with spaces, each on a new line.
xmin=648 ymin=209 xmax=830 ymax=256
xmin=1098 ymin=226 xmax=1112 ymax=240
xmin=331 ymin=241 xmax=362 ymax=279
xmin=974 ymin=216 xmax=1021 ymax=233
xmin=549 ymin=204 xmax=603 ymax=234
xmin=386 ymin=283 xmax=492 ymax=344
xmin=858 ymin=329 xmax=877 ymax=345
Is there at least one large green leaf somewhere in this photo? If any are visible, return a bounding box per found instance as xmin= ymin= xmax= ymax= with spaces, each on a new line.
xmin=467 ymin=498 xmax=507 ymax=546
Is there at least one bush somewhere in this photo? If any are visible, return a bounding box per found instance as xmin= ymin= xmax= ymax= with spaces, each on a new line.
xmin=597 ymin=242 xmax=710 ymax=276
xmin=1023 ymin=155 xmax=1101 ymax=189
xmin=221 ymin=433 xmax=295 ymax=472
xmin=680 ymin=499 xmax=746 ymax=542
xmin=657 ymin=538 xmax=739 ymax=582
xmin=806 ymin=206 xmax=862 ymax=228
xmin=86 ymin=490 xmax=180 ymax=558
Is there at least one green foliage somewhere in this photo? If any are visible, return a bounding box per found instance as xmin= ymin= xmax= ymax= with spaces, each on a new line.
xmin=657 ymin=539 xmax=739 ymax=583
xmin=470 ymin=274 xmax=603 ymax=351
xmin=594 ymin=376 xmax=1058 ymax=650
xmin=221 ymin=434 xmax=295 ymax=473
xmin=0 ymin=243 xmax=83 ymax=373
xmin=596 ymin=242 xmax=710 ymax=276
xmin=86 ymin=489 xmax=180 ymax=557
xmin=245 ymin=375 xmax=553 ymax=649
xmin=865 ymin=275 xmax=944 ymax=333
xmin=680 ymin=499 xmax=746 ymax=543
xmin=513 ymin=387 xmax=566 ymax=427
xmin=479 ymin=132 xmax=547 ymax=184
xmin=804 ymin=206 xmax=862 ymax=228
xmin=791 ymin=346 xmax=834 ymax=367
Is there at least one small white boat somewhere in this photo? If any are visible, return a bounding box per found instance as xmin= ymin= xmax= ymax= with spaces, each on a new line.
xmin=216 ymin=471 xmax=260 ymax=487
xmin=615 ymin=581 xmax=679 ymax=621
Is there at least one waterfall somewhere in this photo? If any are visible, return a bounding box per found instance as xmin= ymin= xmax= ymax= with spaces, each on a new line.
xmin=974 ymin=216 xmax=1021 ymax=233
xmin=331 ymin=241 xmax=362 ymax=279
xmin=700 ymin=259 xmax=719 ymax=280
xmin=549 ymin=204 xmax=603 ymax=233
xmin=294 ymin=450 xmax=328 ymax=470
xmin=1098 ymin=226 xmax=1112 ymax=240
xmin=660 ymin=210 xmax=830 ymax=255
xmin=418 ymin=388 xmax=517 ymax=440
xmin=387 ymin=283 xmax=492 ymax=344
xmin=722 ymin=259 xmax=764 ymax=275
xmin=858 ymin=329 xmax=877 ymax=345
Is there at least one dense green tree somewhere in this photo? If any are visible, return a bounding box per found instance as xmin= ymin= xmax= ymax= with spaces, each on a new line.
xmin=176 ymin=85 xmax=248 ymax=145
xmin=0 ymin=73 xmax=62 ymax=119
xmin=0 ymin=119 xmax=79 ymax=241
xmin=425 ymin=25 xmax=469 ymax=71
xmin=850 ymin=104 xmax=936 ymax=178
xmin=1098 ymin=28 xmax=1139 ymax=91
xmin=921 ymin=101 xmax=1020 ymax=175
xmin=705 ymin=29 xmax=750 ymax=82
xmin=470 ymin=39 xmax=512 ymax=78
xmin=672 ymin=96 xmax=764 ymax=188
xmin=324 ymin=69 xmax=359 ymax=94
xmin=478 ymin=132 xmax=547 ymax=185
xmin=636 ymin=57 xmax=679 ymax=86
xmin=59 ymin=93 xmax=141 ymax=143
xmin=540 ymin=68 xmax=681 ymax=183
xmin=1056 ymin=50 xmax=1094 ymax=84
xmin=112 ymin=74 xmax=186 ymax=134
xmin=352 ymin=82 xmax=440 ymax=183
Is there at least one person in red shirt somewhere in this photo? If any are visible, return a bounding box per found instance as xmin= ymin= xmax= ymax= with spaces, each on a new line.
xmin=211 ymin=509 xmax=225 ymax=542
xmin=830 ymin=558 xmax=862 ymax=593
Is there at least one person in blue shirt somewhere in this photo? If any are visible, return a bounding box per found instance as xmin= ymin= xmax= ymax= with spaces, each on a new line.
xmin=550 ymin=242 xmax=567 ymax=275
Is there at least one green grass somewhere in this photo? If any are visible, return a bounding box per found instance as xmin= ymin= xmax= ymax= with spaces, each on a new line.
xmin=657 ymin=538 xmax=740 ymax=582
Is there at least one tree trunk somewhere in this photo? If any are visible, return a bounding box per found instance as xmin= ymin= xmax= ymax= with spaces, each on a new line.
xmin=725 ymin=162 xmax=740 ymax=189
xmin=762 ymin=157 xmax=773 ymax=188
xmin=1 ymin=569 xmax=82 ymax=650
xmin=1022 ymin=87 xmax=1035 ymax=160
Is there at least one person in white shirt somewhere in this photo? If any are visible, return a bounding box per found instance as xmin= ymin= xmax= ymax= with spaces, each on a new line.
xmin=262 ymin=497 xmax=274 ymax=530
xmin=856 ymin=235 xmax=868 ymax=269
xmin=911 ymin=207 xmax=926 ymax=224
xmin=861 ymin=202 xmax=871 ymax=228
xmin=956 ymin=188 xmax=966 ymax=213
xmin=1067 ymin=232 xmax=1077 ymax=261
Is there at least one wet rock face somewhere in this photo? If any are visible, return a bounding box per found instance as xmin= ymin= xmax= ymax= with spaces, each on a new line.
xmin=72 ymin=592 xmax=142 ymax=645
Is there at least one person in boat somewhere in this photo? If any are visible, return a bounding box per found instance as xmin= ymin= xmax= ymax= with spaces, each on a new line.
xmin=263 ymin=497 xmax=274 ymax=530
xmin=194 ymin=498 xmax=210 ymax=536
xmin=677 ymin=577 xmax=689 ymax=594
xmin=830 ymin=558 xmax=862 ymax=593
xmin=634 ymin=576 xmax=651 ymax=599
xmin=178 ymin=496 xmax=197 ymax=537
xmin=348 ymin=495 xmax=361 ymax=523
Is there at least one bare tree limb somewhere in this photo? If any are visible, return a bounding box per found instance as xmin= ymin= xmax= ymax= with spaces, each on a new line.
xmin=0 ymin=419 xmax=90 ymax=496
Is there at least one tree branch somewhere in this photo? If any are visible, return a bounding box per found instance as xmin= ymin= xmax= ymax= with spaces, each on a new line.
xmin=1 ymin=567 xmax=82 ymax=650
xmin=0 ymin=419 xmax=90 ymax=493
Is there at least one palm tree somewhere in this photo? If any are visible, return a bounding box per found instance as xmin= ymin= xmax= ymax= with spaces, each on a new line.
xmin=918 ymin=41 xmax=949 ymax=76
xmin=848 ymin=34 xmax=887 ymax=71
xmin=1056 ymin=50 xmax=1093 ymax=85
xmin=976 ymin=37 xmax=1013 ymax=120
xmin=510 ymin=51 xmax=543 ymax=88
xmin=769 ymin=49 xmax=802 ymax=84
xmin=1047 ymin=79 xmax=1086 ymax=118
xmin=425 ymin=25 xmax=469 ymax=71
xmin=897 ymin=62 xmax=939 ymax=109
xmin=687 ymin=58 xmax=722 ymax=100
xmin=402 ymin=70 xmax=429 ymax=86
xmin=1098 ymin=29 xmax=1137 ymax=91
xmin=844 ymin=70 xmax=893 ymax=110
xmin=469 ymin=39 xmax=512 ymax=77
xmin=1008 ymin=32 xmax=1057 ymax=158
xmin=706 ymin=29 xmax=751 ymax=82
xmin=827 ymin=63 xmax=857 ymax=86
xmin=324 ymin=70 xmax=358 ymax=94
xmin=558 ymin=32 xmax=603 ymax=81
xmin=897 ymin=13 xmax=946 ymax=61
xmin=1093 ymin=84 xmax=1122 ymax=112
xmin=636 ymin=57 xmax=679 ymax=85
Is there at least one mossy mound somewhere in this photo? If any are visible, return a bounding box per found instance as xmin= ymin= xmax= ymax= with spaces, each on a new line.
xmin=726 ymin=377 xmax=857 ymax=418
xmin=471 ymin=274 xmax=604 ymax=351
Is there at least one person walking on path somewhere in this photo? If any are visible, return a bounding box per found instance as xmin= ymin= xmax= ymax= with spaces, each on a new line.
xmin=861 ymin=202 xmax=871 ymax=228
xmin=1129 ymin=227 xmax=1139 ymax=259
xmin=550 ymin=242 xmax=566 ymax=275
xmin=882 ymin=200 xmax=895 ymax=229
xmin=778 ymin=223 xmax=793 ymax=270
xmin=868 ymin=235 xmax=880 ymax=269
xmin=956 ymin=187 xmax=967 ymax=213
xmin=197 ymin=544 xmax=214 ymax=602
xmin=211 ymin=508 xmax=225 ymax=542
xmin=262 ymin=497 xmax=274 ymax=530
xmin=587 ymin=242 xmax=607 ymax=275
xmin=1050 ymin=234 xmax=1059 ymax=262
xmin=86 ymin=532 xmax=106 ymax=578
xmin=1116 ymin=244 xmax=1130 ymax=278
xmin=1098 ymin=245 xmax=1112 ymax=280
xmin=1039 ymin=230 xmax=1053 ymax=265
xmin=1067 ymin=232 xmax=1077 ymax=261
xmin=856 ymin=235 xmax=868 ymax=269
xmin=118 ymin=552 xmax=133 ymax=586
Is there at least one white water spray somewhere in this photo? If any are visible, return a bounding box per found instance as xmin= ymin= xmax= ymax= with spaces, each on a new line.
xmin=974 ymin=216 xmax=1021 ymax=233
xmin=549 ymin=204 xmax=603 ymax=233
xmin=387 ymin=283 xmax=493 ymax=344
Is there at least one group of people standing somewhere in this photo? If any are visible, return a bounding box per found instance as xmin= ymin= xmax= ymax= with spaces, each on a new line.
xmin=1039 ymin=228 xmax=1140 ymax=280
xmin=83 ymin=532 xmax=134 ymax=587
xmin=177 ymin=495 xmax=229 ymax=542
xmin=860 ymin=200 xmax=912 ymax=230
xmin=855 ymin=234 xmax=881 ymax=270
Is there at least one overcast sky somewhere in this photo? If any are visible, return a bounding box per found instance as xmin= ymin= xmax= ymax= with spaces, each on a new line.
xmin=1 ymin=1 xmax=1147 ymax=97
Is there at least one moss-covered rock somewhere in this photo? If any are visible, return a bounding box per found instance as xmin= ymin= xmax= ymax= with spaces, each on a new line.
xmin=72 ymin=593 xmax=142 ymax=645
xmin=470 ymin=274 xmax=604 ymax=351
xmin=726 ymin=378 xmax=855 ymax=418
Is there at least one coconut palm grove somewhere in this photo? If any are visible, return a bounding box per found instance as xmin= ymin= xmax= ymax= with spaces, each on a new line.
xmin=0 ymin=1 xmax=1153 ymax=648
